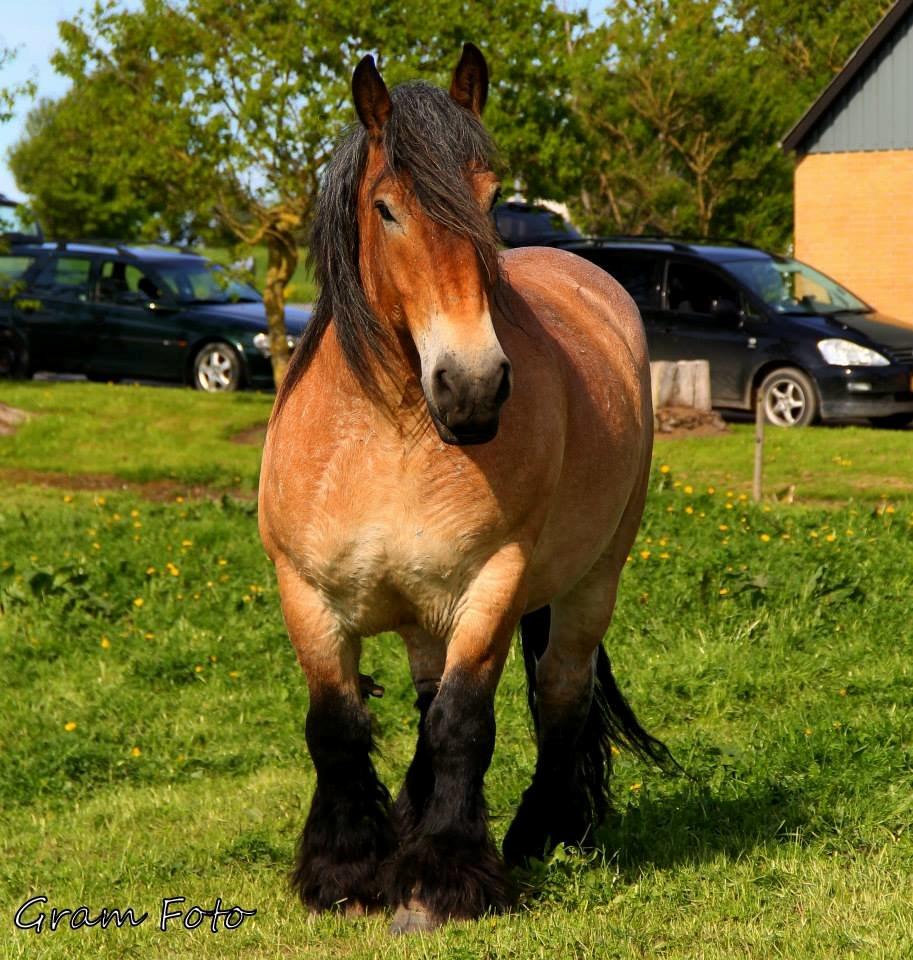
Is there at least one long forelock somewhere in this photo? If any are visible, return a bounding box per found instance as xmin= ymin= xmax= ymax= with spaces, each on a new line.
xmin=275 ymin=80 xmax=501 ymax=414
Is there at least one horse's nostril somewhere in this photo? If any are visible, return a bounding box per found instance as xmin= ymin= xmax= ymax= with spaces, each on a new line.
xmin=494 ymin=361 xmax=511 ymax=406
xmin=432 ymin=366 xmax=455 ymax=407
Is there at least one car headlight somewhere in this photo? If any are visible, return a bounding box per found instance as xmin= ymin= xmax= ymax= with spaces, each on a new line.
xmin=253 ymin=332 xmax=298 ymax=357
xmin=817 ymin=338 xmax=889 ymax=366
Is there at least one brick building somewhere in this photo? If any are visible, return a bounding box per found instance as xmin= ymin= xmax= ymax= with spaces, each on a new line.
xmin=782 ymin=0 xmax=913 ymax=324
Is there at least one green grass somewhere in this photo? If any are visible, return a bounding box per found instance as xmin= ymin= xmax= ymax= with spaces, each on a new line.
xmin=201 ymin=245 xmax=317 ymax=305
xmin=655 ymin=420 xmax=913 ymax=504
xmin=0 ymin=382 xmax=273 ymax=490
xmin=2 ymin=385 xmax=913 ymax=957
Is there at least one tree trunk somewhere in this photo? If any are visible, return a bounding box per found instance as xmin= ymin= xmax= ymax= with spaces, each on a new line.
xmin=262 ymin=232 xmax=298 ymax=389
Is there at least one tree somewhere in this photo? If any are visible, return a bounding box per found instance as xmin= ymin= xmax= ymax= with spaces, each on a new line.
xmin=567 ymin=0 xmax=883 ymax=249
xmin=18 ymin=0 xmax=582 ymax=387
xmin=0 ymin=45 xmax=34 ymax=125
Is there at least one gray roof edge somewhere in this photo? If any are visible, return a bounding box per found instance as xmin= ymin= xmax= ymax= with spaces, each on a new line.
xmin=781 ymin=0 xmax=913 ymax=153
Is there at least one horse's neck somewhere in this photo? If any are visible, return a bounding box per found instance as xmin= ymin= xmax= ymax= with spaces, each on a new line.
xmin=318 ymin=318 xmax=428 ymax=432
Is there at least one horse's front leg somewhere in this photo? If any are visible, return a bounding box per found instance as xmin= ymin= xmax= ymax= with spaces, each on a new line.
xmin=276 ymin=565 xmax=394 ymax=915
xmin=387 ymin=545 xmax=527 ymax=933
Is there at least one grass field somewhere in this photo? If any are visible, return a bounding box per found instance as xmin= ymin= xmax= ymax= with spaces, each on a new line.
xmin=2 ymin=384 xmax=913 ymax=958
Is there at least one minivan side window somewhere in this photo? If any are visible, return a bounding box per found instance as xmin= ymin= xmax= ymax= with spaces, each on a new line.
xmin=581 ymin=253 xmax=662 ymax=309
xmin=667 ymin=262 xmax=740 ymax=317
xmin=97 ymin=260 xmax=160 ymax=303
xmin=30 ymin=256 xmax=93 ymax=297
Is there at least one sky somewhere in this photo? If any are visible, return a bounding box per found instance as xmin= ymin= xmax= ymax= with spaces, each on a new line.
xmin=0 ymin=0 xmax=98 ymax=198
xmin=0 ymin=1 xmax=600 ymax=202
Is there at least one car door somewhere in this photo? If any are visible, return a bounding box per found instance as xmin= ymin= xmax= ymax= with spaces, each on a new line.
xmin=16 ymin=254 xmax=96 ymax=374
xmin=88 ymin=259 xmax=186 ymax=381
xmin=658 ymin=259 xmax=755 ymax=404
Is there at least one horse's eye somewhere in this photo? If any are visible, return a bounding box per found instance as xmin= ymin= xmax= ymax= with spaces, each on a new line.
xmin=489 ymin=188 xmax=502 ymax=212
xmin=375 ymin=200 xmax=397 ymax=224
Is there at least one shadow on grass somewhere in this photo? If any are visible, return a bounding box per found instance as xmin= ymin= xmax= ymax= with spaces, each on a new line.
xmin=604 ymin=778 xmax=810 ymax=873
xmin=513 ymin=776 xmax=813 ymax=906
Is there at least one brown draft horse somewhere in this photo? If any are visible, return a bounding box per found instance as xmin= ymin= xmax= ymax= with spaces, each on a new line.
xmin=259 ymin=44 xmax=669 ymax=933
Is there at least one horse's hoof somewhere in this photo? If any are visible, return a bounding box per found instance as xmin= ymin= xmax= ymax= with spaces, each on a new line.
xmin=390 ymin=900 xmax=440 ymax=935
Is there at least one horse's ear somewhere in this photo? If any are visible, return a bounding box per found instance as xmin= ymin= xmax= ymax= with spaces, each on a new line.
xmin=353 ymin=55 xmax=392 ymax=139
xmin=450 ymin=43 xmax=488 ymax=117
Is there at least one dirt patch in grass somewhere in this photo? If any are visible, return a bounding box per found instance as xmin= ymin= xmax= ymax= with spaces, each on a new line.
xmin=655 ymin=405 xmax=730 ymax=439
xmin=0 ymin=403 xmax=31 ymax=437
xmin=230 ymin=422 xmax=268 ymax=446
xmin=0 ymin=468 xmax=256 ymax=501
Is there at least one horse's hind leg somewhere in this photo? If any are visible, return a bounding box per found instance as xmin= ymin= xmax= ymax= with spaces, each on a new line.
xmin=503 ymin=556 xmax=666 ymax=867
xmin=393 ymin=627 xmax=446 ymax=837
xmin=277 ymin=568 xmax=394 ymax=914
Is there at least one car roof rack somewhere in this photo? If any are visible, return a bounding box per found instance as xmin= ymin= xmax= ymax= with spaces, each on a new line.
xmin=560 ymin=234 xmax=762 ymax=251
xmin=48 ymin=239 xmax=198 ymax=259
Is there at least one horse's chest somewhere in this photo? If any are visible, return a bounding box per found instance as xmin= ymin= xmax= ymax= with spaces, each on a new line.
xmin=298 ymin=481 xmax=489 ymax=634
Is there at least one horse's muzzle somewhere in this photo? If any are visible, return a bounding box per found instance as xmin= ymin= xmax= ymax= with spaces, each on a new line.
xmin=427 ymin=354 xmax=512 ymax=446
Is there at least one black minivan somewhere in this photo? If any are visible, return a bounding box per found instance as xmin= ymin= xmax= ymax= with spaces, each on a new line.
xmin=558 ymin=239 xmax=913 ymax=427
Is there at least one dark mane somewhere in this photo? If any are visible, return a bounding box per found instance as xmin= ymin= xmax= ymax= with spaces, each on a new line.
xmin=274 ymin=80 xmax=500 ymax=413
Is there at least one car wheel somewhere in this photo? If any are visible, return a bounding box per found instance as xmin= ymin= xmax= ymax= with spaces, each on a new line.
xmin=192 ymin=342 xmax=243 ymax=392
xmin=758 ymin=367 xmax=818 ymax=427
xmin=868 ymin=413 xmax=913 ymax=430
xmin=0 ymin=332 xmax=29 ymax=379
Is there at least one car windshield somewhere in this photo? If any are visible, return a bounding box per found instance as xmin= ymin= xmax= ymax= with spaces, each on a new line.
xmin=153 ymin=262 xmax=261 ymax=304
xmin=723 ymin=256 xmax=869 ymax=315
xmin=494 ymin=205 xmax=581 ymax=245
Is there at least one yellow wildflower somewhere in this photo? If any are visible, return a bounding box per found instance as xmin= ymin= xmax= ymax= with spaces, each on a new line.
xmin=64 ymin=721 xmax=77 ymax=732
xmin=133 ymin=597 xmax=144 ymax=608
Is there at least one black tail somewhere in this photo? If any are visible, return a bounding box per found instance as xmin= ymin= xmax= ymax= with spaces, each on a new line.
xmin=519 ymin=604 xmax=675 ymax=774
xmin=505 ymin=607 xmax=676 ymax=864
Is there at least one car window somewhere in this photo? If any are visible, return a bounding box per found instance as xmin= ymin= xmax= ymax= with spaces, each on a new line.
xmin=578 ymin=252 xmax=662 ymax=309
xmin=667 ymin=261 xmax=739 ymax=317
xmin=30 ymin=256 xmax=93 ymax=297
xmin=0 ymin=255 xmax=34 ymax=297
xmin=493 ymin=205 xmax=581 ymax=245
xmin=97 ymin=260 xmax=160 ymax=303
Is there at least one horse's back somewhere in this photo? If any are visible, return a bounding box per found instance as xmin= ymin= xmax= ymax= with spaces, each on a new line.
xmin=501 ymin=246 xmax=650 ymax=374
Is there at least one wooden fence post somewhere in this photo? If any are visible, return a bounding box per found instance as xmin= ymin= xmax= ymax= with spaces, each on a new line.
xmin=753 ymin=390 xmax=765 ymax=503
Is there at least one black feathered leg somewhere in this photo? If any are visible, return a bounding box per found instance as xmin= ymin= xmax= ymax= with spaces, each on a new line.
xmin=291 ymin=689 xmax=394 ymax=913
xmin=387 ymin=672 xmax=512 ymax=930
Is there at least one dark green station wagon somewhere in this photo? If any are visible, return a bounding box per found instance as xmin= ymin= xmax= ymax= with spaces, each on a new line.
xmin=0 ymin=242 xmax=310 ymax=391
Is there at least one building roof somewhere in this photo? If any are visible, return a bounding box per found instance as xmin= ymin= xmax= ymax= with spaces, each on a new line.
xmin=782 ymin=0 xmax=913 ymax=153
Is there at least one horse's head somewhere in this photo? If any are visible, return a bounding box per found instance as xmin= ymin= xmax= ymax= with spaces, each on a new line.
xmin=351 ymin=46 xmax=511 ymax=445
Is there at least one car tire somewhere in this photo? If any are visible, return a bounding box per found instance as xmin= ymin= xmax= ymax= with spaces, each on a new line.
xmin=868 ymin=413 xmax=913 ymax=430
xmin=0 ymin=331 xmax=29 ymax=379
xmin=758 ymin=367 xmax=818 ymax=427
xmin=192 ymin=341 xmax=244 ymax=392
